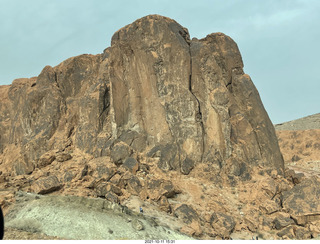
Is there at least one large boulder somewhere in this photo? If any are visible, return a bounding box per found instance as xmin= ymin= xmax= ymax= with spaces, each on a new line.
xmin=281 ymin=177 xmax=320 ymax=226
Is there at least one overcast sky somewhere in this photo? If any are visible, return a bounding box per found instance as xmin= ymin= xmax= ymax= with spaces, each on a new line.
xmin=0 ymin=0 xmax=319 ymax=124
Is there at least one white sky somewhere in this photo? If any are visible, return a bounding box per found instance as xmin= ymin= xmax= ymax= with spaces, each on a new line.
xmin=0 ymin=0 xmax=319 ymax=124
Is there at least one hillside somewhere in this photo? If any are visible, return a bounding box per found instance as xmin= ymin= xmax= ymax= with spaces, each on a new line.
xmin=0 ymin=15 xmax=319 ymax=240
xmin=275 ymin=113 xmax=320 ymax=178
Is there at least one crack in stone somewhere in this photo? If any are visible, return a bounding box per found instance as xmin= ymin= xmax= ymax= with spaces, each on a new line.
xmin=188 ymin=43 xmax=205 ymax=162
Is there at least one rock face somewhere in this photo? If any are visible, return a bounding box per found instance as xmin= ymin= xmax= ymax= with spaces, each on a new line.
xmin=0 ymin=15 xmax=283 ymax=179
xmin=0 ymin=15 xmax=294 ymax=240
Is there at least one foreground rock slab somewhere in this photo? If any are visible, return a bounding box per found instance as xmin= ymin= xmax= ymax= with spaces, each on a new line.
xmin=5 ymin=192 xmax=193 ymax=240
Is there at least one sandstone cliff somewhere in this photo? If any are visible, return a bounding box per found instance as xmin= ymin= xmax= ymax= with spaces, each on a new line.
xmin=2 ymin=15 xmax=319 ymax=240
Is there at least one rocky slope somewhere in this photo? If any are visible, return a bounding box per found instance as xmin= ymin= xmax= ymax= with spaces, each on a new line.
xmin=0 ymin=15 xmax=319 ymax=240
xmin=275 ymin=114 xmax=320 ymax=177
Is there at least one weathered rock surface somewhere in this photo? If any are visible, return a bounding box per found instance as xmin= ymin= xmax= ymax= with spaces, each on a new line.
xmin=0 ymin=14 xmax=283 ymax=179
xmin=281 ymin=177 xmax=320 ymax=226
xmin=31 ymin=176 xmax=62 ymax=194
xmin=0 ymin=15 xmax=307 ymax=240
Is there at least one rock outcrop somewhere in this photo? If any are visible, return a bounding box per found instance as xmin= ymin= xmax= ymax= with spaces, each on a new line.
xmin=0 ymin=15 xmax=283 ymax=179
xmin=2 ymin=15 xmax=307 ymax=240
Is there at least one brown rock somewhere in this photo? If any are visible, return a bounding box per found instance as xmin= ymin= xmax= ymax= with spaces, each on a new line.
xmin=180 ymin=219 xmax=202 ymax=237
xmin=0 ymin=14 xmax=283 ymax=183
xmin=37 ymin=151 xmax=56 ymax=168
xmin=108 ymin=14 xmax=284 ymax=177
xmin=210 ymin=212 xmax=236 ymax=238
xmin=272 ymin=212 xmax=294 ymax=230
xmin=277 ymin=226 xmax=295 ymax=239
xmin=294 ymin=226 xmax=311 ymax=240
xmin=180 ymin=157 xmax=194 ymax=175
xmin=105 ymin=192 xmax=119 ymax=203
xmin=174 ymin=204 xmax=199 ymax=224
xmin=87 ymin=157 xmax=117 ymax=180
xmin=259 ymin=199 xmax=280 ymax=215
xmin=31 ymin=175 xmax=62 ymax=194
xmin=159 ymin=196 xmax=171 ymax=213
xmin=126 ymin=175 xmax=142 ymax=195
xmin=110 ymin=142 xmax=131 ymax=165
xmin=281 ymin=177 xmax=320 ymax=226
xmin=55 ymin=152 xmax=72 ymax=162
xmin=96 ymin=182 xmax=122 ymax=197
xmin=122 ymin=157 xmax=139 ymax=174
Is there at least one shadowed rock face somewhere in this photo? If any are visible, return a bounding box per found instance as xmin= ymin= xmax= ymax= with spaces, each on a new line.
xmin=0 ymin=15 xmax=283 ymax=178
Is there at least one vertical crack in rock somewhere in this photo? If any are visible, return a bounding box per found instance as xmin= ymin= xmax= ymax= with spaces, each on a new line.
xmin=188 ymin=44 xmax=205 ymax=162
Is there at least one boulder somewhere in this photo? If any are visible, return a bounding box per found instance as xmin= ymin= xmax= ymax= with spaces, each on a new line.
xmin=174 ymin=204 xmax=199 ymax=224
xmin=159 ymin=196 xmax=171 ymax=213
xmin=96 ymin=182 xmax=122 ymax=197
xmin=294 ymin=226 xmax=311 ymax=240
xmin=132 ymin=219 xmax=144 ymax=231
xmin=285 ymin=169 xmax=305 ymax=185
xmin=87 ymin=157 xmax=117 ymax=180
xmin=210 ymin=212 xmax=236 ymax=238
xmin=37 ymin=151 xmax=56 ymax=168
xmin=55 ymin=152 xmax=72 ymax=162
xmin=281 ymin=177 xmax=320 ymax=226
xmin=122 ymin=157 xmax=139 ymax=174
xmin=272 ymin=213 xmax=294 ymax=230
xmin=277 ymin=226 xmax=295 ymax=239
xmin=180 ymin=157 xmax=194 ymax=175
xmin=126 ymin=175 xmax=142 ymax=195
xmin=108 ymin=14 xmax=284 ymax=176
xmin=31 ymin=175 xmax=62 ymax=194
xmin=110 ymin=142 xmax=131 ymax=165
xmin=105 ymin=192 xmax=119 ymax=203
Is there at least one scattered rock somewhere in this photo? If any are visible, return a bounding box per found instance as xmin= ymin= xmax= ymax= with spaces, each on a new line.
xmin=180 ymin=157 xmax=194 ymax=175
xmin=127 ymin=175 xmax=142 ymax=195
xmin=161 ymin=180 xmax=178 ymax=198
xmin=37 ymin=152 xmax=56 ymax=168
xmin=259 ymin=199 xmax=280 ymax=215
xmin=80 ymin=165 xmax=89 ymax=178
xmin=277 ymin=226 xmax=295 ymax=239
xmin=272 ymin=213 xmax=294 ymax=230
xmin=159 ymin=196 xmax=171 ymax=213
xmin=122 ymin=157 xmax=139 ymax=174
xmin=294 ymin=226 xmax=311 ymax=240
xmin=55 ymin=153 xmax=72 ymax=162
xmin=110 ymin=142 xmax=131 ymax=165
xmin=96 ymin=183 xmax=122 ymax=197
xmin=174 ymin=204 xmax=199 ymax=224
xmin=132 ymin=219 xmax=144 ymax=231
xmin=285 ymin=169 xmax=305 ymax=185
xmin=210 ymin=212 xmax=236 ymax=238
xmin=105 ymin=192 xmax=119 ymax=203
xmin=63 ymin=171 xmax=74 ymax=182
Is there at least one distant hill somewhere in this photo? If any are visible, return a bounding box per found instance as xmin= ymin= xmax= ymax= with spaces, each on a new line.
xmin=275 ymin=113 xmax=320 ymax=130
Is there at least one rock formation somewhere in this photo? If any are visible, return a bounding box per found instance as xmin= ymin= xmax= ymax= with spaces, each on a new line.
xmin=0 ymin=15 xmax=283 ymax=179
xmin=2 ymin=15 xmax=319 ymax=240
